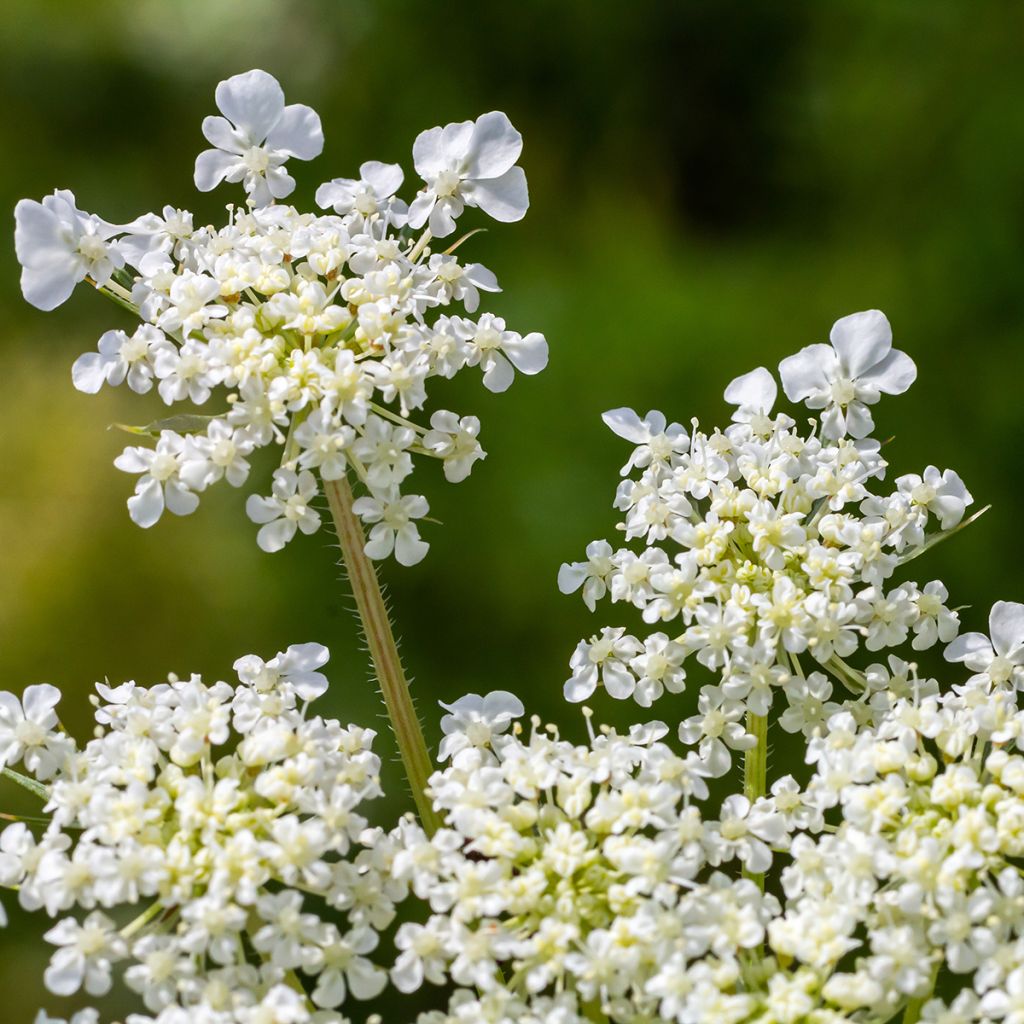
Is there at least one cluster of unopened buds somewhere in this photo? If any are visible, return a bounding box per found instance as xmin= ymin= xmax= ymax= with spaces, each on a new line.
xmin=15 ymin=69 xmax=547 ymax=563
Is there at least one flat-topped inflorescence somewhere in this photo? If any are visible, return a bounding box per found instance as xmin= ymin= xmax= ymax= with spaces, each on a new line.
xmin=14 ymin=69 xmax=547 ymax=564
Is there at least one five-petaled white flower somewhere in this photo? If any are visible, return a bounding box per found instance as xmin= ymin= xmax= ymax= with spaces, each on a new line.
xmin=945 ymin=599 xmax=1024 ymax=690
xmin=316 ymin=160 xmax=407 ymax=224
xmin=245 ymin=467 xmax=322 ymax=553
xmin=778 ymin=309 xmax=917 ymax=439
xmin=437 ymin=691 xmax=525 ymax=760
xmin=14 ymin=190 xmax=124 ymax=311
xmin=408 ymin=111 xmax=529 ymax=237
xmin=194 ymin=69 xmax=324 ymax=207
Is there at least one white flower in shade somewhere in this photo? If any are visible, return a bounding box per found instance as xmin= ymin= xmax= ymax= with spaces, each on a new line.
xmin=245 ymin=467 xmax=322 ymax=553
xmin=194 ymin=69 xmax=324 ymax=207
xmin=778 ymin=310 xmax=917 ymax=438
xmin=114 ymin=431 xmax=200 ymax=529
xmin=423 ymin=411 xmax=485 ymax=483
xmin=14 ymin=190 xmax=123 ymax=310
xmin=352 ymin=489 xmax=430 ymax=566
xmin=0 ymin=684 xmax=63 ymax=779
xmin=601 ymin=408 xmax=690 ymax=474
xmin=437 ymin=691 xmax=525 ymax=760
xmin=43 ymin=912 xmax=126 ymax=997
xmin=316 ymin=160 xmax=407 ymax=222
xmin=945 ymin=600 xmax=1024 ymax=690
xmin=724 ymin=366 xmax=778 ymax=425
xmin=408 ymin=111 xmax=529 ymax=237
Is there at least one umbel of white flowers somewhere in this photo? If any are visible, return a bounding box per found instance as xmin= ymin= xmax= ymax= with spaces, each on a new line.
xmin=558 ymin=310 xmax=972 ymax=756
xmin=13 ymin=69 xmax=548 ymax=564
xmin=0 ymin=643 xmax=407 ymax=1024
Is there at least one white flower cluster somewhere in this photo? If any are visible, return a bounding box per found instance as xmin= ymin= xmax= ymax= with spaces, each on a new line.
xmin=391 ymin=700 xmax=798 ymax=1024
xmin=772 ymin=669 xmax=1024 ymax=1022
xmin=559 ymin=309 xmax=973 ymax=773
xmin=14 ymin=69 xmax=547 ymax=564
xmin=0 ymin=643 xmax=405 ymax=1024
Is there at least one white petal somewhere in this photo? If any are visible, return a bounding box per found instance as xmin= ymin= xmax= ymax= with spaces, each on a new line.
xmin=413 ymin=121 xmax=472 ymax=177
xmin=945 ymin=631 xmax=994 ymax=665
xmin=724 ymin=366 xmax=777 ymax=411
xmin=464 ymin=166 xmax=529 ymax=223
xmin=601 ymin=408 xmax=649 ymax=443
xmin=214 ymin=69 xmax=285 ymax=140
xmin=201 ymin=115 xmax=244 ymax=153
xmin=266 ymin=103 xmax=324 ymax=160
xmin=481 ymin=352 xmax=515 ymax=393
xmin=465 ymin=111 xmax=523 ymax=179
xmin=127 ymin=477 xmax=165 ymax=528
xmin=829 ymin=309 xmax=892 ymax=378
xmin=778 ymin=344 xmax=835 ymax=402
xmin=856 ymin=348 xmax=917 ymax=395
xmin=257 ymin=518 xmax=296 ymax=553
xmin=394 ymin=525 xmax=429 ymax=566
xmin=990 ymin=601 xmax=1024 ymax=657
xmin=406 ymin=191 xmax=435 ymax=230
xmin=361 ymin=160 xmax=404 ymax=198
xmin=194 ymin=148 xmax=240 ymax=192
xmin=22 ymin=684 xmax=60 ymax=722
xmin=71 ymin=352 xmax=109 ymax=393
xmin=503 ymin=331 xmax=548 ymax=375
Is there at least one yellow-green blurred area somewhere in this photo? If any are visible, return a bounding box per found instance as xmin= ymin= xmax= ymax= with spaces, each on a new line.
xmin=2 ymin=0 xmax=1024 ymax=1017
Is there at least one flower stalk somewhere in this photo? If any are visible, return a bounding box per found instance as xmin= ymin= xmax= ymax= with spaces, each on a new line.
xmin=324 ymin=473 xmax=441 ymax=835
xmin=743 ymin=710 xmax=768 ymax=890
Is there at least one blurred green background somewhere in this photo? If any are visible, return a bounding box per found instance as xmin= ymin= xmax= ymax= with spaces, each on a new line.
xmin=3 ymin=0 xmax=1024 ymax=1017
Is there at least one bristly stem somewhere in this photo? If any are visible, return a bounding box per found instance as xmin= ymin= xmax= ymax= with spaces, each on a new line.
xmin=743 ymin=709 xmax=768 ymax=891
xmin=323 ymin=474 xmax=442 ymax=836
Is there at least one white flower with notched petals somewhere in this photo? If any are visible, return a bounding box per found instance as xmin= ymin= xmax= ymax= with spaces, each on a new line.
xmin=0 ymin=684 xmax=64 ymax=779
xmin=423 ymin=411 xmax=486 ymax=483
xmin=43 ymin=912 xmax=126 ymax=997
xmin=896 ymin=465 xmax=973 ymax=531
xmin=352 ymin=489 xmax=430 ymax=566
xmin=71 ymin=325 xmax=171 ymax=395
xmin=946 ymin=600 xmax=1024 ymax=690
xmin=408 ymin=111 xmax=529 ymax=237
xmin=438 ymin=691 xmax=524 ymax=761
xmin=779 ymin=309 xmax=916 ymax=439
xmin=558 ymin=540 xmax=615 ymax=612
xmin=114 ymin=431 xmax=200 ymax=528
xmin=564 ymin=627 xmax=643 ymax=702
xmin=461 ymin=313 xmax=548 ymax=393
xmin=194 ymin=69 xmax=323 ymax=207
xmin=15 ymin=190 xmax=124 ymax=311
xmin=245 ymin=467 xmax=322 ymax=552
xmin=601 ymin=408 xmax=690 ymax=474
xmin=316 ymin=161 xmax=407 ymax=223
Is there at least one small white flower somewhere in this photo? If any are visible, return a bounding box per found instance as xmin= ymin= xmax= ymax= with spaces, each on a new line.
xmin=946 ymin=599 xmax=1024 ymax=690
xmin=194 ymin=69 xmax=324 ymax=207
xmin=15 ymin=190 xmax=123 ymax=310
xmin=0 ymin=684 xmax=63 ymax=778
xmin=43 ymin=912 xmax=126 ymax=997
xmin=245 ymin=467 xmax=322 ymax=552
xmin=437 ymin=691 xmax=524 ymax=760
xmin=423 ymin=411 xmax=486 ymax=483
xmin=316 ymin=160 xmax=407 ymax=223
xmin=408 ymin=111 xmax=529 ymax=237
xmin=778 ymin=309 xmax=916 ymax=438
xmin=601 ymin=407 xmax=690 ymax=474
xmin=352 ymin=489 xmax=430 ymax=566
xmin=114 ymin=431 xmax=200 ymax=528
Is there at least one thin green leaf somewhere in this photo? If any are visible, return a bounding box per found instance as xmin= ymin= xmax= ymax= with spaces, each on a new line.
xmin=2 ymin=767 xmax=49 ymax=801
xmin=899 ymin=504 xmax=991 ymax=565
xmin=111 ymin=414 xmax=220 ymax=438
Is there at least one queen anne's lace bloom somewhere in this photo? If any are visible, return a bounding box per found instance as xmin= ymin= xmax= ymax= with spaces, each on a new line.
xmin=0 ymin=644 xmax=404 ymax=1024
xmin=559 ymin=309 xmax=975 ymax=777
xmin=15 ymin=69 xmax=547 ymax=564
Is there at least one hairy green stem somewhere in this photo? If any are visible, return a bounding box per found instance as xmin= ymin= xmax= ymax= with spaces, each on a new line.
xmin=323 ymin=474 xmax=442 ymax=836
xmin=743 ymin=710 xmax=768 ymax=890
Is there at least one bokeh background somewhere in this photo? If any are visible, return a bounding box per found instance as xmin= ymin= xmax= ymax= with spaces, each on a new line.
xmin=2 ymin=0 xmax=1024 ymax=1017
